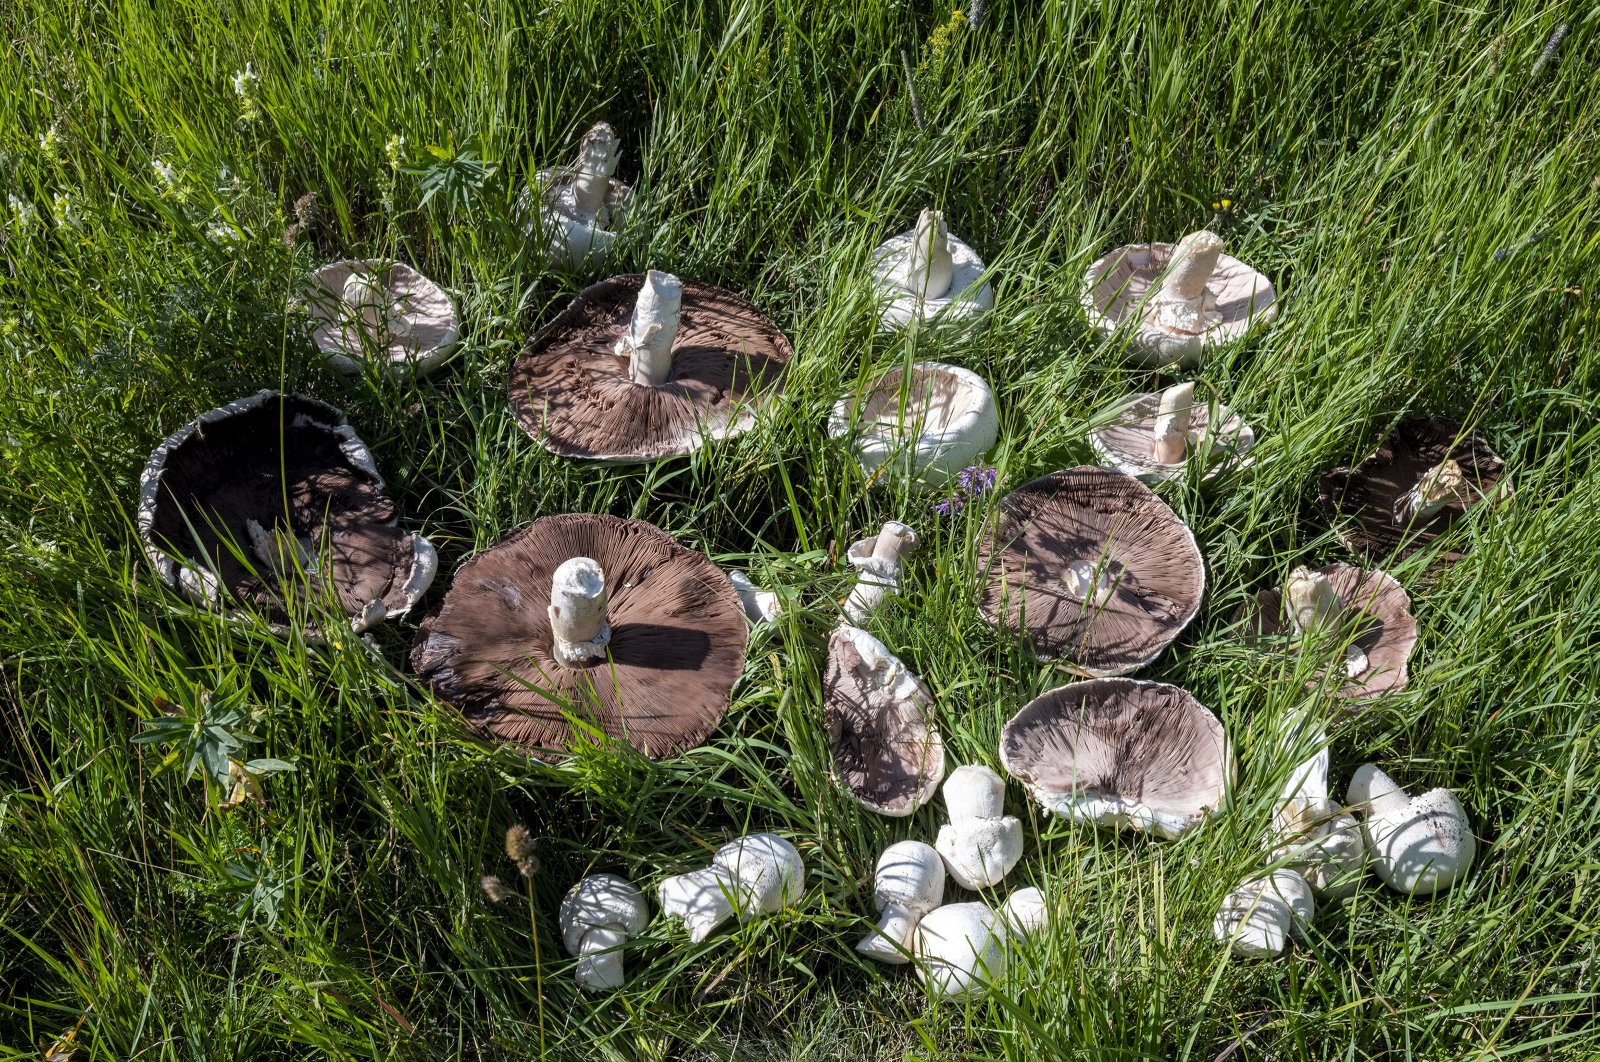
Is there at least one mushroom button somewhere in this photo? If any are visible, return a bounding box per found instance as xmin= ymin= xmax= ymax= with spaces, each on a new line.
xmin=913 ymin=902 xmax=1005 ymax=999
xmin=657 ymin=833 xmax=805 ymax=942
xmin=824 ymin=625 xmax=945 ymax=818
xmin=857 ymin=840 xmax=946 ymax=965
xmin=559 ymin=873 xmax=650 ymax=991
xmin=1346 ymin=765 xmax=1476 ymax=897
xmin=933 ymin=764 xmax=1023 ymax=890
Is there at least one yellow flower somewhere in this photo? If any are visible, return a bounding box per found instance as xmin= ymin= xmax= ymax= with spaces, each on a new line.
xmin=1221 ymin=198 xmax=1233 ymax=208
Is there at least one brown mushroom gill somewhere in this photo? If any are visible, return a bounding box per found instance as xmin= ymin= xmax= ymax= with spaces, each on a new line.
xmin=411 ymin=513 xmax=747 ymax=760
xmin=509 ymin=275 xmax=792 ymax=462
xmin=823 ymin=626 xmax=943 ymax=816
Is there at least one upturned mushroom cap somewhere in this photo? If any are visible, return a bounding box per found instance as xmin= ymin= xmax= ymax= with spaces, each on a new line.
xmin=934 ymin=765 xmax=1024 ymax=890
xmin=1088 ymin=386 xmax=1256 ymax=483
xmin=136 ymin=391 xmax=436 ymax=639
xmin=524 ymin=122 xmax=634 ymax=268
xmin=1213 ymin=869 xmax=1315 ymax=960
xmin=410 ymin=513 xmax=747 ymax=760
xmin=871 ymin=213 xmax=994 ymax=330
xmin=823 ymin=625 xmax=946 ymax=817
xmin=1319 ymin=417 xmax=1510 ymax=566
xmin=976 ymin=468 xmax=1205 ymax=676
xmin=1346 ymin=765 xmax=1476 ymax=896
xmin=827 ymin=362 xmax=999 ymax=484
xmin=1082 ymin=233 xmax=1277 ymax=368
xmin=857 ymin=840 xmax=946 ymax=964
xmin=914 ymin=902 xmax=1005 ymax=998
xmin=1244 ymin=563 xmax=1417 ymax=702
xmin=303 ymin=260 xmax=460 ymax=378
xmin=509 ymin=275 xmax=793 ymax=463
xmin=1001 ymin=679 xmax=1228 ymax=839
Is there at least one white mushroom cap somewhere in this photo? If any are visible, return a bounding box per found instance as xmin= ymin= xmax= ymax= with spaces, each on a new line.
xmin=558 ymin=874 xmax=650 ymax=991
xmin=1347 ymin=765 xmax=1475 ymax=896
xmin=871 ymin=215 xmax=995 ymax=331
xmin=934 ymin=765 xmax=1023 ymax=890
xmin=943 ymin=763 xmax=1008 ymax=821
xmin=998 ymin=886 xmax=1048 ymax=939
xmin=857 ymin=840 xmax=946 ymax=964
xmin=1213 ymin=869 xmax=1315 ymax=960
xmin=710 ymin=833 xmax=807 ymax=918
xmin=304 ymin=260 xmax=460 ymax=378
xmin=914 ymin=902 xmax=1005 ymax=998
xmin=656 ymin=865 xmax=738 ymax=944
xmin=827 ymin=362 xmax=999 ymax=484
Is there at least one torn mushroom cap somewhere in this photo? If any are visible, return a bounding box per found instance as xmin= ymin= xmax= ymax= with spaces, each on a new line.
xmin=304 ymin=260 xmax=459 ymax=378
xmin=1319 ymin=416 xmax=1510 ymax=566
xmin=1001 ymin=679 xmax=1228 ymax=839
xmin=727 ymin=570 xmax=782 ymax=624
xmin=914 ymin=902 xmax=1005 ymax=998
xmin=934 ymin=764 xmax=1024 ymax=890
xmin=136 ymin=390 xmax=436 ymax=640
xmin=1213 ymin=869 xmax=1315 ymax=960
xmin=1244 ymin=563 xmax=1417 ymax=702
xmin=527 ymin=121 xmax=634 ymax=268
xmin=657 ymin=833 xmax=806 ymax=942
xmin=1347 ymin=765 xmax=1476 ymax=896
xmin=843 ymin=521 xmax=918 ymax=622
xmin=827 ymin=362 xmax=1000 ymax=484
xmin=509 ymin=273 xmax=793 ymax=463
xmin=1088 ymin=382 xmax=1256 ymax=484
xmin=871 ymin=210 xmax=995 ymax=331
xmin=976 ymin=467 xmax=1206 ymax=676
xmin=824 ymin=625 xmax=945 ymax=817
xmin=410 ymin=513 xmax=747 ymax=760
xmin=559 ymin=873 xmax=650 ymax=991
xmin=858 ymin=840 xmax=946 ymax=964
xmin=1082 ymin=229 xmax=1278 ymax=368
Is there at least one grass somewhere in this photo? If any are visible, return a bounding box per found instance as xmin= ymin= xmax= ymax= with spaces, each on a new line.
xmin=2 ymin=0 xmax=1598 ymax=1058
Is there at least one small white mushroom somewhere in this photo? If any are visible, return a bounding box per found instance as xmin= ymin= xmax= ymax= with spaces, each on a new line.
xmin=547 ymin=557 xmax=612 ymax=668
xmin=913 ymin=902 xmax=1005 ymax=998
xmin=843 ymin=521 xmax=917 ymax=622
xmin=559 ymin=874 xmax=650 ymax=991
xmin=998 ymin=886 xmax=1048 ymax=939
xmin=1346 ymin=765 xmax=1476 ymax=896
xmin=1213 ymin=868 xmax=1316 ymax=960
xmin=827 ymin=362 xmax=1000 ymax=484
xmin=727 ymin=570 xmax=781 ymax=624
xmin=934 ymin=764 xmax=1023 ymax=890
xmin=615 ymin=269 xmax=683 ymax=386
xmin=871 ymin=210 xmax=994 ymax=330
xmin=658 ymin=833 xmax=805 ymax=942
xmin=1393 ymin=457 xmax=1468 ymax=525
xmin=1269 ymin=720 xmax=1367 ymax=900
xmin=857 ymin=840 xmax=945 ymax=964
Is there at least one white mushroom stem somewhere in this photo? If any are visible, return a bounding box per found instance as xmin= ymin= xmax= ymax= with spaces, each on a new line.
xmin=1153 ymin=230 xmax=1224 ymax=334
xmin=728 ymin=570 xmax=782 ymax=624
xmin=619 ymin=269 xmax=683 ymax=386
xmin=906 ymin=208 xmax=955 ymax=302
xmin=569 ymin=122 xmax=620 ymax=216
xmin=548 ymin=557 xmax=611 ymax=667
xmin=1284 ymin=567 xmax=1368 ymax=676
xmin=245 ymin=519 xmax=319 ymax=577
xmin=844 ymin=521 xmax=918 ymax=622
xmin=1394 ymin=458 xmax=1467 ymax=525
xmin=934 ymin=764 xmax=1023 ymax=890
xmin=341 ymin=271 xmax=412 ymax=339
xmin=1151 ymin=382 xmax=1196 ymax=464
xmin=1062 ymin=558 xmax=1119 ymax=609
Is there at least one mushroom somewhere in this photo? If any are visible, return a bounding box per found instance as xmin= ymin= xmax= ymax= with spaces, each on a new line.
xmin=1000 ymin=679 xmax=1228 ymax=839
xmin=559 ymin=873 xmax=650 ymax=991
xmin=933 ymin=764 xmax=1023 ymax=890
xmin=1212 ymin=868 xmax=1316 ymax=960
xmin=1319 ymin=417 xmax=1510 ymax=566
xmin=727 ymin=570 xmax=782 ymax=624
xmin=824 ymin=625 xmax=945 ymax=817
xmin=137 ymin=391 xmax=436 ymax=638
xmin=526 ymin=121 xmax=633 ymax=268
xmin=303 ymin=260 xmax=459 ymax=378
xmin=827 ymin=362 xmax=999 ymax=484
xmin=871 ymin=210 xmax=995 ymax=330
xmin=913 ymin=902 xmax=1005 ymax=998
xmin=1346 ymin=765 xmax=1476 ymax=896
xmin=1082 ymin=229 xmax=1277 ymax=368
xmin=843 ymin=521 xmax=918 ymax=622
xmin=998 ymin=886 xmax=1048 ymax=938
xmin=1088 ymin=382 xmax=1256 ymax=483
xmin=509 ymin=271 xmax=793 ymax=463
xmin=657 ymin=833 xmax=806 ymax=942
xmin=410 ymin=513 xmax=747 ymax=759
xmin=857 ymin=840 xmax=946 ymax=964
xmin=976 ymin=467 xmax=1205 ymax=676
xmin=1268 ymin=720 xmax=1367 ymax=900
xmin=1243 ymin=563 xmax=1418 ymax=701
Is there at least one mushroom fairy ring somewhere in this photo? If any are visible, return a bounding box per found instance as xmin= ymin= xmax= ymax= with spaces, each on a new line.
xmin=1082 ymin=230 xmax=1277 ymax=368
xmin=871 ymin=210 xmax=994 ymax=331
xmin=976 ymin=467 xmax=1205 ymax=676
xmin=136 ymin=391 xmax=436 ymax=639
xmin=509 ymin=273 xmax=793 ymax=463
xmin=302 ymin=260 xmax=460 ymax=378
xmin=824 ymin=626 xmax=946 ymax=817
xmin=1088 ymin=382 xmax=1256 ymax=483
xmin=526 ymin=121 xmax=633 ymax=268
xmin=410 ymin=513 xmax=748 ymax=760
xmin=1000 ymin=679 xmax=1229 ymax=839
xmin=827 ymin=362 xmax=999 ymax=485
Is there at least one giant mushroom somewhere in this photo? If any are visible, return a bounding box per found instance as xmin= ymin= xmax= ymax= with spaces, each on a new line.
xmin=137 ymin=391 xmax=436 ymax=638
xmin=410 ymin=513 xmax=748 ymax=759
xmin=871 ymin=209 xmax=994 ymax=330
xmin=509 ymin=270 xmax=793 ymax=463
xmin=827 ymin=362 xmax=999 ymax=485
xmin=1088 ymin=381 xmax=1256 ymax=484
xmin=976 ymin=467 xmax=1205 ymax=676
xmin=303 ymin=260 xmax=459 ymax=378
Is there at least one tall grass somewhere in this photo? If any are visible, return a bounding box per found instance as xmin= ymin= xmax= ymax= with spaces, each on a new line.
xmin=2 ymin=0 xmax=1597 ymax=1058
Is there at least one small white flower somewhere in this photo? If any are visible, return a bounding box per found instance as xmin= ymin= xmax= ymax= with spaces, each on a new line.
xmin=206 ymin=219 xmax=241 ymax=244
xmin=152 ymin=158 xmax=178 ymax=188
xmin=385 ymin=134 xmax=406 ymax=170
xmin=231 ymin=63 xmax=259 ymax=98
xmin=8 ymin=194 xmax=35 ymax=231
xmin=51 ymin=193 xmax=79 ymax=228
xmin=39 ymin=124 xmax=62 ymax=164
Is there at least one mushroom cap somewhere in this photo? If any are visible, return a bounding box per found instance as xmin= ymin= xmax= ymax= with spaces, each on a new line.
xmin=823 ymin=625 xmax=945 ymax=817
xmin=935 ymin=815 xmax=1024 ymax=891
xmin=1213 ymin=869 xmax=1315 ymax=959
xmin=1243 ymin=563 xmax=1417 ymax=701
xmin=871 ymin=231 xmax=994 ymax=330
xmin=303 ymin=260 xmax=460 ymax=378
xmin=1000 ymin=679 xmax=1228 ymax=839
xmin=941 ymin=763 xmax=1008 ymax=822
xmin=508 ymin=275 xmax=792 ymax=464
xmin=827 ymin=362 xmax=999 ymax=484
xmin=1081 ymin=242 xmax=1277 ymax=368
xmin=998 ymin=886 xmax=1048 ymax=939
xmin=871 ymin=840 xmax=947 ymax=916
xmin=914 ymin=902 xmax=1004 ymax=997
xmin=410 ymin=513 xmax=748 ymax=760
xmin=976 ymin=467 xmax=1206 ymax=676
xmin=136 ymin=391 xmax=436 ymax=638
xmin=1347 ymin=765 xmax=1476 ymax=896
xmin=1088 ymin=391 xmax=1256 ymax=483
xmin=1319 ymin=416 xmax=1509 ymax=565
xmin=711 ymin=833 xmax=806 ymax=916
xmin=559 ymin=873 xmax=650 ymax=956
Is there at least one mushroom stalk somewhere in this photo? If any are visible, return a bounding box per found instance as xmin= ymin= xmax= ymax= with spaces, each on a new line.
xmin=1062 ymin=557 xmax=1119 ymax=609
xmin=934 ymin=764 xmax=1024 ymax=890
xmin=907 ymin=209 xmax=955 ymax=302
xmin=1153 ymin=230 xmax=1224 ymax=335
xmin=548 ymin=557 xmax=612 ymax=667
xmin=1393 ymin=457 xmax=1467 ymax=525
xmin=844 ymin=521 xmax=917 ymax=622
xmin=569 ymin=123 xmax=620 ymax=217
xmin=1151 ymin=382 xmax=1195 ymax=464
xmin=246 ymin=519 xmax=319 ymax=578
xmin=341 ymin=271 xmax=412 ymax=340
xmin=619 ymin=270 xmax=683 ymax=386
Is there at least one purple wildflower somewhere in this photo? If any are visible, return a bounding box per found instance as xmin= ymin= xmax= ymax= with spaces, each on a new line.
xmin=956 ymin=463 xmax=998 ymax=495
xmin=933 ymin=492 xmax=966 ymax=517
